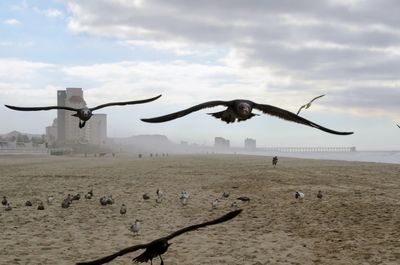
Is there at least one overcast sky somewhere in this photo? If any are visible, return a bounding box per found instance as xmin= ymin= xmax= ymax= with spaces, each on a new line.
xmin=1 ymin=0 xmax=400 ymax=150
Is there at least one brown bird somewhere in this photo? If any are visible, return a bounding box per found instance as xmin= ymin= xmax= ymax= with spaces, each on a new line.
xmin=296 ymin=94 xmax=325 ymax=115
xmin=37 ymin=202 xmax=45 ymax=210
xmin=5 ymin=95 xmax=161 ymax=128
xmin=76 ymin=209 xmax=242 ymax=265
xmin=141 ymin=99 xmax=352 ymax=135
xmin=120 ymin=204 xmax=127 ymax=215
xmin=2 ymin=196 xmax=7 ymax=206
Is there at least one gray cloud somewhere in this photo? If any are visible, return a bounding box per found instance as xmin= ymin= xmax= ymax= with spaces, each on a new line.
xmin=64 ymin=0 xmax=400 ymax=117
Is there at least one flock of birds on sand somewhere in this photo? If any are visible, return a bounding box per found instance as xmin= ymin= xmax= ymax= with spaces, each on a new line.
xmin=2 ymin=186 xmax=259 ymax=265
xmin=2 ymin=168 xmax=326 ymax=265
xmin=2 ymin=93 xmax=360 ymax=264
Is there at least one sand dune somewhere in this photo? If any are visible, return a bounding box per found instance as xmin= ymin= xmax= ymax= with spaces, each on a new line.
xmin=1 ymin=154 xmax=400 ymax=265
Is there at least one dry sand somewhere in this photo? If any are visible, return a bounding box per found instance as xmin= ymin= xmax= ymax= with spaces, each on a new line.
xmin=0 ymin=154 xmax=399 ymax=265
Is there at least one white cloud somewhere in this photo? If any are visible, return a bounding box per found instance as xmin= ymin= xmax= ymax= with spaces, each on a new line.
xmin=3 ymin=19 xmax=21 ymax=26
xmin=44 ymin=8 xmax=64 ymax=18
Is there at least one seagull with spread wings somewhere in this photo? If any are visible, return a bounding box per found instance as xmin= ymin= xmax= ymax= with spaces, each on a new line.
xmin=141 ymin=99 xmax=353 ymax=135
xmin=76 ymin=209 xmax=242 ymax=265
xmin=296 ymin=94 xmax=325 ymax=115
xmin=5 ymin=95 xmax=162 ymax=128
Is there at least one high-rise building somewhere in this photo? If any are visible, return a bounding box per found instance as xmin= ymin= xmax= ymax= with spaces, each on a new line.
xmin=86 ymin=114 xmax=107 ymax=145
xmin=244 ymin=138 xmax=256 ymax=149
xmin=214 ymin=137 xmax=230 ymax=149
xmin=57 ymin=90 xmax=66 ymax=142
xmin=52 ymin=88 xmax=107 ymax=145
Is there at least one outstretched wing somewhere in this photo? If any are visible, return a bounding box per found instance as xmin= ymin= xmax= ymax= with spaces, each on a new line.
xmin=141 ymin=100 xmax=233 ymax=123
xmin=397 ymin=124 xmax=400 ymax=128
xmin=76 ymin=243 xmax=148 ymax=265
xmin=90 ymin=95 xmax=162 ymax=111
xmin=5 ymin=105 xmax=77 ymax=112
xmin=253 ymin=103 xmax=353 ymax=135
xmin=76 ymin=209 xmax=241 ymax=265
xmin=164 ymin=209 xmax=242 ymax=241
xmin=309 ymin=94 xmax=325 ymax=104
xmin=296 ymin=105 xmax=306 ymax=115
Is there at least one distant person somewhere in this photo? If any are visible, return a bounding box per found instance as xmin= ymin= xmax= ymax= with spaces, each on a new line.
xmin=272 ymin=156 xmax=278 ymax=168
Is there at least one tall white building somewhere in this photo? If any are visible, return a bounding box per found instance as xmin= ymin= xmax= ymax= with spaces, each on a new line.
xmin=50 ymin=88 xmax=107 ymax=145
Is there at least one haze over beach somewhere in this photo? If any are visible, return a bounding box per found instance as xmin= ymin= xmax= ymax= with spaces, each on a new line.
xmin=0 ymin=0 xmax=400 ymax=150
xmin=1 ymin=1 xmax=400 ymax=265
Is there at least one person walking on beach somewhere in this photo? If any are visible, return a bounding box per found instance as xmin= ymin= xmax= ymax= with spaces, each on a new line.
xmin=272 ymin=156 xmax=278 ymax=168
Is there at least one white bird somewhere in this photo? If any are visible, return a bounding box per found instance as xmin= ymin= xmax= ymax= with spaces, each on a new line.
xmin=156 ymin=189 xmax=164 ymax=199
xmin=230 ymin=201 xmax=238 ymax=208
xmin=84 ymin=193 xmax=92 ymax=200
xmin=297 ymin=94 xmax=325 ymax=115
xmin=130 ymin=219 xmax=141 ymax=235
xmin=180 ymin=197 xmax=188 ymax=206
xmin=212 ymin=199 xmax=220 ymax=209
xmin=47 ymin=195 xmax=54 ymax=204
xmin=295 ymin=191 xmax=305 ymax=201
xmin=180 ymin=191 xmax=189 ymax=199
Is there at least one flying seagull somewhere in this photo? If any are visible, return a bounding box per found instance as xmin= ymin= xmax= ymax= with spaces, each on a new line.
xmin=76 ymin=209 xmax=242 ymax=265
xmin=141 ymin=99 xmax=352 ymax=135
xmin=5 ymin=95 xmax=162 ymax=128
xmin=296 ymin=94 xmax=325 ymax=115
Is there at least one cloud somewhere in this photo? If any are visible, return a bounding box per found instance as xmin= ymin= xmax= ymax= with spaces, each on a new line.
xmin=3 ymin=19 xmax=21 ymax=26
xmin=43 ymin=8 xmax=64 ymax=18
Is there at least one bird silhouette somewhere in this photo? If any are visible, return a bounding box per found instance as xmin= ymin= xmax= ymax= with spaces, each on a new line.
xmin=296 ymin=94 xmax=325 ymax=115
xmin=141 ymin=99 xmax=352 ymax=135
xmin=76 ymin=209 xmax=242 ymax=265
xmin=6 ymin=95 xmax=161 ymax=128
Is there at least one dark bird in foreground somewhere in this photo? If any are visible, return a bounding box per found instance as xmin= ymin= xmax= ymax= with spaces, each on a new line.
xmin=141 ymin=99 xmax=352 ymax=135
xmin=76 ymin=209 xmax=242 ymax=265
xmin=6 ymin=95 xmax=161 ymax=128
xmin=296 ymin=94 xmax=325 ymax=115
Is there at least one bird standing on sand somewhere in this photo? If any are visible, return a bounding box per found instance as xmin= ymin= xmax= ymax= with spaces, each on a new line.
xmin=4 ymin=203 xmax=12 ymax=211
xmin=130 ymin=219 xmax=141 ymax=235
xmin=85 ymin=193 xmax=92 ymax=200
xmin=141 ymin=98 xmax=353 ymax=135
xmin=295 ymin=191 xmax=305 ymax=201
xmin=62 ymin=199 xmax=71 ymax=208
xmin=25 ymin=200 xmax=32 ymax=207
xmin=120 ymin=204 xmax=127 ymax=216
xmin=212 ymin=199 xmax=220 ymax=209
xmin=38 ymin=202 xmax=45 ymax=210
xmin=2 ymin=196 xmax=7 ymax=206
xmin=100 ymin=196 xmax=108 ymax=206
xmin=6 ymin=95 xmax=162 ymax=128
xmin=317 ymin=190 xmax=323 ymax=199
xmin=143 ymin=193 xmax=150 ymax=200
xmin=222 ymin=192 xmax=230 ymax=198
xmin=47 ymin=196 xmax=54 ymax=204
xmin=76 ymin=209 xmax=242 ymax=265
xmin=296 ymin=94 xmax=325 ymax=115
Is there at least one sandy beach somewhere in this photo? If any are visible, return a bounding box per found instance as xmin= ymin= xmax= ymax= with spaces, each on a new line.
xmin=1 ymin=154 xmax=399 ymax=265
